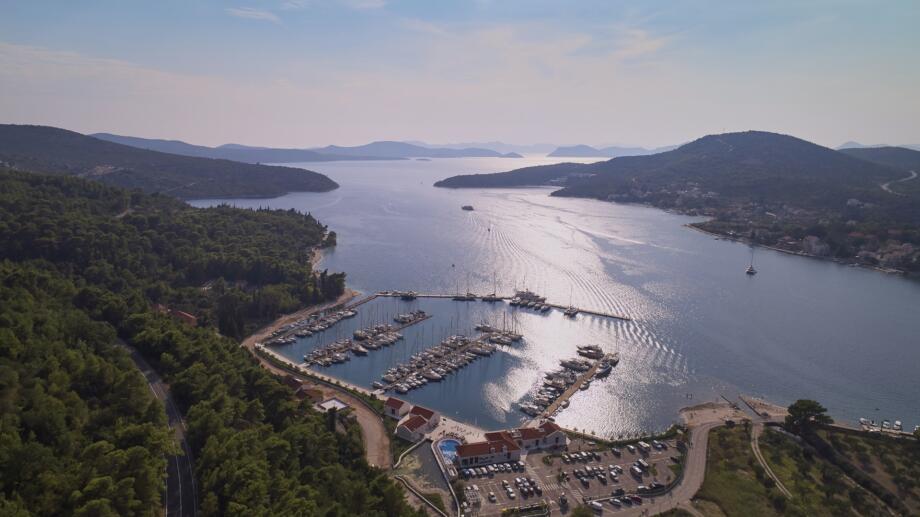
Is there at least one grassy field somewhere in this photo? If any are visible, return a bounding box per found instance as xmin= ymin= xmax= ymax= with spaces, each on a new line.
xmin=694 ymin=424 xmax=899 ymax=517
xmin=695 ymin=425 xmax=782 ymax=517
xmin=758 ymin=429 xmax=886 ymax=516
xmin=818 ymin=427 xmax=920 ymax=514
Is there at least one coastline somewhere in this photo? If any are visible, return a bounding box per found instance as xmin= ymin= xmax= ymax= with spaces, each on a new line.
xmin=682 ymin=221 xmax=908 ymax=276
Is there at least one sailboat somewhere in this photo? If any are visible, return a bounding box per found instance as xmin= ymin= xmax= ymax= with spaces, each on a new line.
xmin=745 ymin=247 xmax=758 ymax=275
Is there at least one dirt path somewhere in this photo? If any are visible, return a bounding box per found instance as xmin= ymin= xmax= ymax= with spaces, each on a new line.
xmin=241 ymin=291 xmax=393 ymax=469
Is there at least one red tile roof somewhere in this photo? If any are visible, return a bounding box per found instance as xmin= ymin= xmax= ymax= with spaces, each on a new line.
xmin=539 ymin=421 xmax=562 ymax=433
xmin=385 ymin=397 xmax=406 ymax=410
xmin=457 ymin=436 xmax=520 ymax=458
xmin=410 ymin=405 xmax=435 ymax=419
xmin=400 ymin=415 xmax=428 ymax=432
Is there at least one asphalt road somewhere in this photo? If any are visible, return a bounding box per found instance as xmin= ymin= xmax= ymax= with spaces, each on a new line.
xmin=120 ymin=342 xmax=198 ymax=517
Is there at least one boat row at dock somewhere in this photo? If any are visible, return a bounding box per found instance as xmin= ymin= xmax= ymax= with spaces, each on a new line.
xmin=507 ymin=289 xmax=550 ymax=312
xmin=520 ymin=346 xmax=620 ymax=417
xmin=374 ymin=335 xmax=500 ymax=393
xmin=266 ymin=308 xmax=358 ymax=346
xmin=858 ymin=417 xmax=909 ymax=434
xmin=305 ymin=322 xmax=404 ymax=366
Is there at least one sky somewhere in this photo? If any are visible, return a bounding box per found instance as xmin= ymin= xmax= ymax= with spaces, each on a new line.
xmin=1 ymin=0 xmax=918 ymax=148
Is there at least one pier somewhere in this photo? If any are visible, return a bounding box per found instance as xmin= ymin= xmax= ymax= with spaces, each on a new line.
xmin=377 ymin=291 xmax=630 ymax=321
xmin=539 ymin=359 xmax=602 ymax=417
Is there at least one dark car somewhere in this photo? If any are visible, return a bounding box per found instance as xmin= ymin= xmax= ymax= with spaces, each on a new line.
xmin=611 ymin=447 xmax=622 ymax=456
xmin=611 ymin=488 xmax=625 ymax=497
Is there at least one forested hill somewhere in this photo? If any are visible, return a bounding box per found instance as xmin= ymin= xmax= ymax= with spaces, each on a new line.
xmin=0 ymin=125 xmax=338 ymax=198
xmin=434 ymin=161 xmax=591 ymax=188
xmin=436 ymin=130 xmax=910 ymax=215
xmin=552 ymin=131 xmax=906 ymax=209
xmin=0 ymin=169 xmax=420 ymax=516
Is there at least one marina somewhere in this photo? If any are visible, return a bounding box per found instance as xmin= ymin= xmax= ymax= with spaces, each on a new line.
xmin=197 ymin=156 xmax=920 ymax=436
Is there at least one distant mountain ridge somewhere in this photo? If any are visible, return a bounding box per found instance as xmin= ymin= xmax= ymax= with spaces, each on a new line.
xmin=547 ymin=143 xmax=677 ymax=158
xmin=92 ymin=133 xmax=396 ymax=163
xmin=838 ymin=141 xmax=920 ymax=151
xmin=0 ymin=125 xmax=338 ymax=199
xmin=94 ymin=133 xmax=522 ymax=161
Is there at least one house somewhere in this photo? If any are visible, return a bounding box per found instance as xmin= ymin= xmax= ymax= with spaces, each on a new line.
xmin=393 ymin=405 xmax=440 ymax=441
xmin=153 ymin=303 xmax=198 ymax=327
xmin=396 ymin=415 xmax=430 ymax=442
xmin=316 ymin=397 xmax=350 ymax=413
xmin=283 ymin=375 xmax=304 ymax=389
xmin=384 ymin=397 xmax=410 ymax=420
xmin=409 ymin=405 xmax=440 ymax=426
xmin=295 ymin=386 xmax=324 ymax=403
xmin=496 ymin=421 xmax=567 ymax=452
xmin=455 ymin=434 xmax=521 ymax=467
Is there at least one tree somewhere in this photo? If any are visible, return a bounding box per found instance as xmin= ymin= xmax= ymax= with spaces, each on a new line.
xmin=785 ymin=399 xmax=833 ymax=434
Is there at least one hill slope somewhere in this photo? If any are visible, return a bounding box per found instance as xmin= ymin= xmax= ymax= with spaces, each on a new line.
xmin=93 ymin=132 xmax=398 ymax=163
xmin=0 ymin=125 xmax=338 ymax=198
xmin=436 ymin=131 xmax=920 ymax=271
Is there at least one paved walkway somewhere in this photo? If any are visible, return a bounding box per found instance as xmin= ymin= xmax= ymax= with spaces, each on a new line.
xmin=750 ymin=422 xmax=792 ymax=498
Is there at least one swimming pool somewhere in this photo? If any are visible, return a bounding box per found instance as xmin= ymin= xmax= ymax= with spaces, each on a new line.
xmin=437 ymin=439 xmax=461 ymax=463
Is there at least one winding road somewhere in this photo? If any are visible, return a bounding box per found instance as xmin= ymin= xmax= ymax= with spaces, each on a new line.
xmin=120 ymin=342 xmax=198 ymax=517
xmin=880 ymin=170 xmax=917 ymax=195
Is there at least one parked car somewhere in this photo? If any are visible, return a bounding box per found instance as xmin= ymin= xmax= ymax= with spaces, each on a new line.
xmin=488 ymin=492 xmax=496 ymax=503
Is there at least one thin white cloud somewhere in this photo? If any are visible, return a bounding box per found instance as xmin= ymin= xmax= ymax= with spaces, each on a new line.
xmin=226 ymin=7 xmax=280 ymax=23
xmin=341 ymin=0 xmax=385 ymax=10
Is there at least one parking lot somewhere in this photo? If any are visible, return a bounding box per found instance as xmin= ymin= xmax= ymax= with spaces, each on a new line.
xmin=460 ymin=438 xmax=682 ymax=515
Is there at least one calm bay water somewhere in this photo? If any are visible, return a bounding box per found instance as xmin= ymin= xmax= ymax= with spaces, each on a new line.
xmin=192 ymin=156 xmax=920 ymax=436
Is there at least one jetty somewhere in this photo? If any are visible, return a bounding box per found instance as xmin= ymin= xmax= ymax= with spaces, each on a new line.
xmin=540 ymin=360 xmax=602 ymax=417
xmin=377 ymin=290 xmax=630 ymax=321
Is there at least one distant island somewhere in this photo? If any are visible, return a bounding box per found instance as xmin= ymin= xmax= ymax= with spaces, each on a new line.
xmin=547 ymin=143 xmax=678 ymax=158
xmin=0 ymin=125 xmax=338 ymax=198
xmin=436 ymin=131 xmax=920 ymax=274
xmin=311 ymin=140 xmax=522 ymax=159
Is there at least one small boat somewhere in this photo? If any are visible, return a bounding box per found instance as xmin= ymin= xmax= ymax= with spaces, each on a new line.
xmin=372 ymin=381 xmax=385 ymax=389
xmin=461 ymin=205 xmax=474 ymax=211
xmin=893 ymin=420 xmax=903 ymax=431
xmin=352 ymin=345 xmax=368 ymax=356
xmin=595 ymin=362 xmax=613 ymax=377
xmin=746 ymin=247 xmax=757 ymax=275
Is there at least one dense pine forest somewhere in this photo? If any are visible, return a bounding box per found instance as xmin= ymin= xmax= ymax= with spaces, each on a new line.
xmin=0 ymin=169 xmax=419 ymax=516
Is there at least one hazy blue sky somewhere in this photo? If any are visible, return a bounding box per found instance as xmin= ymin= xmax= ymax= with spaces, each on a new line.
xmin=1 ymin=1 xmax=918 ymax=148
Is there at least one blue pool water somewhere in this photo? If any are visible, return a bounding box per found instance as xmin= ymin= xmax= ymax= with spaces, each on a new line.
xmin=438 ymin=439 xmax=461 ymax=463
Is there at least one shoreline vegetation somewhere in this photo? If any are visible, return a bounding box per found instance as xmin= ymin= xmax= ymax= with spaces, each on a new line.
xmin=435 ymin=130 xmax=920 ymax=276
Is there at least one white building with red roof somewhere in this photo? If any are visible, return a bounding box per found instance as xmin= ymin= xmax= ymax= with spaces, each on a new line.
xmin=384 ymin=397 xmax=410 ymax=420
xmin=393 ymin=404 xmax=440 ymax=442
xmin=455 ymin=434 xmax=521 ymax=467
xmin=455 ymin=421 xmax=567 ymax=467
